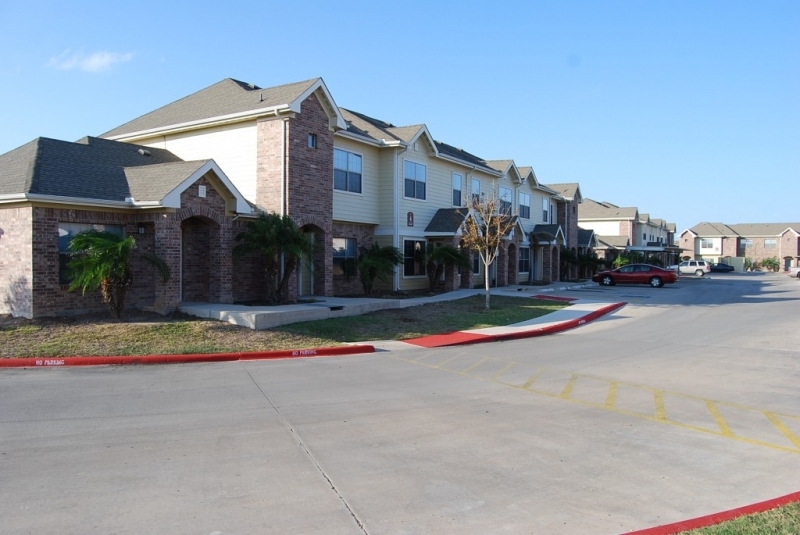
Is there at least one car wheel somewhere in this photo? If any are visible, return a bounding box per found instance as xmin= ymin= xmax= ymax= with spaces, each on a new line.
xmin=797 ymin=272 xmax=800 ymax=279
xmin=601 ymin=275 xmax=614 ymax=286
xmin=695 ymin=270 xmax=705 ymax=276
xmin=649 ymin=277 xmax=663 ymax=288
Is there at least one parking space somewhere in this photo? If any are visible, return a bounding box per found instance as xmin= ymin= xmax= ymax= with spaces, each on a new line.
xmin=398 ymin=350 xmax=800 ymax=455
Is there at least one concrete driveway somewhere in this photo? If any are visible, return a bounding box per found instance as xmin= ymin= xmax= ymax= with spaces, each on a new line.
xmin=1 ymin=272 xmax=798 ymax=534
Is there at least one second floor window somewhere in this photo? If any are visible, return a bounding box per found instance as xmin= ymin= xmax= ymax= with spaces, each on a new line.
xmin=519 ymin=192 xmax=530 ymax=219
xmin=404 ymin=161 xmax=426 ymax=200
xmin=700 ymin=239 xmax=713 ymax=248
xmin=471 ymin=178 xmax=481 ymax=204
xmin=452 ymin=173 xmax=462 ymax=206
xmin=334 ymin=149 xmax=362 ymax=193
xmin=765 ymin=238 xmax=777 ymax=249
xmin=499 ymin=187 xmax=512 ymax=215
xmin=741 ymin=238 xmax=753 ymax=249
xmin=542 ymin=198 xmax=550 ymax=223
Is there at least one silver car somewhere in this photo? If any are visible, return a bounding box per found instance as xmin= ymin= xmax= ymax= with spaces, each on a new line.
xmin=669 ymin=260 xmax=711 ymax=276
xmin=788 ymin=266 xmax=800 ymax=279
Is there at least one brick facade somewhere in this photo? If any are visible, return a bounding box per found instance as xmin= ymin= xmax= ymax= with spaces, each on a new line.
xmin=0 ymin=173 xmax=256 ymax=318
xmin=331 ymin=222 xmax=375 ymax=295
xmin=0 ymin=207 xmax=34 ymax=317
xmin=256 ymin=92 xmax=334 ymax=301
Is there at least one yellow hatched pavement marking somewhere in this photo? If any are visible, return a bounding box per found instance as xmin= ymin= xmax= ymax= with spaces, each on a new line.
xmin=390 ymin=353 xmax=800 ymax=455
xmin=705 ymin=400 xmax=735 ymax=437
xmin=763 ymin=411 xmax=800 ymax=450
xmin=559 ymin=374 xmax=579 ymax=399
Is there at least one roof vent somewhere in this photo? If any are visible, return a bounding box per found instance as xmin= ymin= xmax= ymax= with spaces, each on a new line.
xmin=125 ymin=197 xmax=135 ymax=204
xmin=138 ymin=149 xmax=150 ymax=157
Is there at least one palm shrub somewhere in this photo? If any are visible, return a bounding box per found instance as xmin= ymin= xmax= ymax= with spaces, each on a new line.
xmin=233 ymin=212 xmax=313 ymax=304
xmin=357 ymin=243 xmax=403 ymax=296
xmin=559 ymin=247 xmax=579 ymax=280
xmin=68 ymin=230 xmax=170 ymax=318
xmin=761 ymin=257 xmax=780 ymax=272
xmin=425 ymin=245 xmax=470 ymax=292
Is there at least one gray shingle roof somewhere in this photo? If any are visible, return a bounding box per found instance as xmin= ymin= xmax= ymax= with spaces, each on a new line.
xmin=425 ymin=208 xmax=469 ymax=233
xmin=532 ymin=224 xmax=563 ymax=242
xmin=578 ymin=227 xmax=596 ymax=247
xmin=690 ymin=222 xmax=800 ymax=237
xmin=0 ymin=136 xmax=185 ymax=201
xmin=580 ymin=198 xmax=638 ymax=220
xmin=596 ymin=235 xmax=630 ymax=248
xmin=545 ymin=183 xmax=581 ymax=200
xmin=124 ymin=160 xmax=209 ymax=202
xmin=102 ymin=78 xmax=321 ymax=138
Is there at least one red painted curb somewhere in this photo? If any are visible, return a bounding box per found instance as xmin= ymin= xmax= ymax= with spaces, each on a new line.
xmin=625 ymin=490 xmax=800 ymax=534
xmin=0 ymin=344 xmax=375 ymax=368
xmin=404 ymin=302 xmax=626 ymax=348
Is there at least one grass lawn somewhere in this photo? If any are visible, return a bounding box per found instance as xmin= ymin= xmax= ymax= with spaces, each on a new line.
xmin=0 ymin=295 xmax=568 ymax=358
xmin=676 ymin=501 xmax=800 ymax=534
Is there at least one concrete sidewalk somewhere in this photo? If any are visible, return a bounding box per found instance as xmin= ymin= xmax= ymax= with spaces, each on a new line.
xmin=179 ymin=281 xmax=597 ymax=330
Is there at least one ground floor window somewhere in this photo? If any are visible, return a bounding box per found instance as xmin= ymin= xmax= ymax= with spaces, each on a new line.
xmin=332 ymin=238 xmax=357 ymax=277
xmin=403 ymin=239 xmax=426 ymax=276
xmin=473 ymin=251 xmax=481 ymax=274
xmin=58 ymin=222 xmax=124 ymax=285
xmin=519 ymin=247 xmax=530 ymax=273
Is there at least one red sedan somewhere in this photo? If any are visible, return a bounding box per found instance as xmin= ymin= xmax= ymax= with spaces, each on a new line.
xmin=592 ymin=263 xmax=679 ymax=288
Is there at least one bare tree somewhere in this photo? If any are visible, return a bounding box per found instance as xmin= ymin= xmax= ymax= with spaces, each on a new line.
xmin=459 ymin=191 xmax=519 ymax=310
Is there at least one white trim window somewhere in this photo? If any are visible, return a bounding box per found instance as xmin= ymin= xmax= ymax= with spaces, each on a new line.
xmin=519 ymin=192 xmax=530 ymax=219
xmin=542 ymin=198 xmax=550 ymax=222
xmin=403 ymin=239 xmax=426 ymax=276
xmin=499 ymin=187 xmax=512 ymax=215
xmin=471 ymin=178 xmax=481 ymax=204
xmin=404 ymin=160 xmax=426 ymax=200
xmin=473 ymin=251 xmax=481 ymax=275
xmin=452 ymin=173 xmax=462 ymax=206
xmin=334 ymin=149 xmax=362 ymax=193
xmin=764 ymin=238 xmax=777 ymax=249
xmin=519 ymin=247 xmax=531 ymax=273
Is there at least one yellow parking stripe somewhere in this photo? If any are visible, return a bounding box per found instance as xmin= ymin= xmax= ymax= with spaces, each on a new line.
xmin=605 ymin=381 xmax=618 ymax=409
xmin=654 ymin=390 xmax=667 ymax=421
xmin=390 ymin=353 xmax=800 ymax=455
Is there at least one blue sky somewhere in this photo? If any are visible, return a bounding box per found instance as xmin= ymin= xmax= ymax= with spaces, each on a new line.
xmin=1 ymin=1 xmax=797 ymax=233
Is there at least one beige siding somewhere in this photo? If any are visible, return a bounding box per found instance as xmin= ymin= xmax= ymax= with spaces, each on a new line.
xmin=579 ymin=221 xmax=623 ymax=236
xmin=138 ymin=122 xmax=258 ymax=202
xmin=332 ymin=138 xmax=381 ymax=224
xmin=377 ymin=148 xmax=397 ymax=232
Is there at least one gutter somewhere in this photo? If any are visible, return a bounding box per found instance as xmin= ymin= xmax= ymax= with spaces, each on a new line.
xmin=106 ymin=104 xmax=294 ymax=142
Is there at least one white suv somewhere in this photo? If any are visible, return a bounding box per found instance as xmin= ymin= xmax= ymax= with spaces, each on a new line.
xmin=670 ymin=260 xmax=711 ymax=276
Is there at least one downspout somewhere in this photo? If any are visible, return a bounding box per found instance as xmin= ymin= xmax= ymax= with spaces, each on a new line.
xmin=280 ymin=118 xmax=288 ymax=217
xmin=393 ymin=145 xmax=408 ymax=291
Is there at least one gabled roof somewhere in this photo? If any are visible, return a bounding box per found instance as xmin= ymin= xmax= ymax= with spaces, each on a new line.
xmin=545 ymin=183 xmax=582 ymax=202
xmin=339 ymin=108 xmax=499 ymax=175
xmin=102 ymin=77 xmax=346 ymax=139
xmin=579 ymin=198 xmax=638 ymax=220
xmin=425 ymin=208 xmax=470 ymax=234
xmin=0 ymin=136 xmax=251 ymax=213
xmin=516 ymin=166 xmax=540 ymax=188
xmin=578 ymin=227 xmax=596 ymax=248
xmin=532 ymin=224 xmax=565 ymax=244
xmin=688 ymin=222 xmax=738 ymax=237
xmin=485 ymin=160 xmax=524 ymax=184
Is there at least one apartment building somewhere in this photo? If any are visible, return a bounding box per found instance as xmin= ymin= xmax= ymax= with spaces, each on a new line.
xmin=578 ymin=198 xmax=679 ymax=265
xmin=0 ymin=76 xmax=577 ymax=317
xmin=680 ymin=222 xmax=800 ymax=270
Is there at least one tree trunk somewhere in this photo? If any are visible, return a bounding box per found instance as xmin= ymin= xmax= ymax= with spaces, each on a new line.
xmin=484 ymin=261 xmax=491 ymax=310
